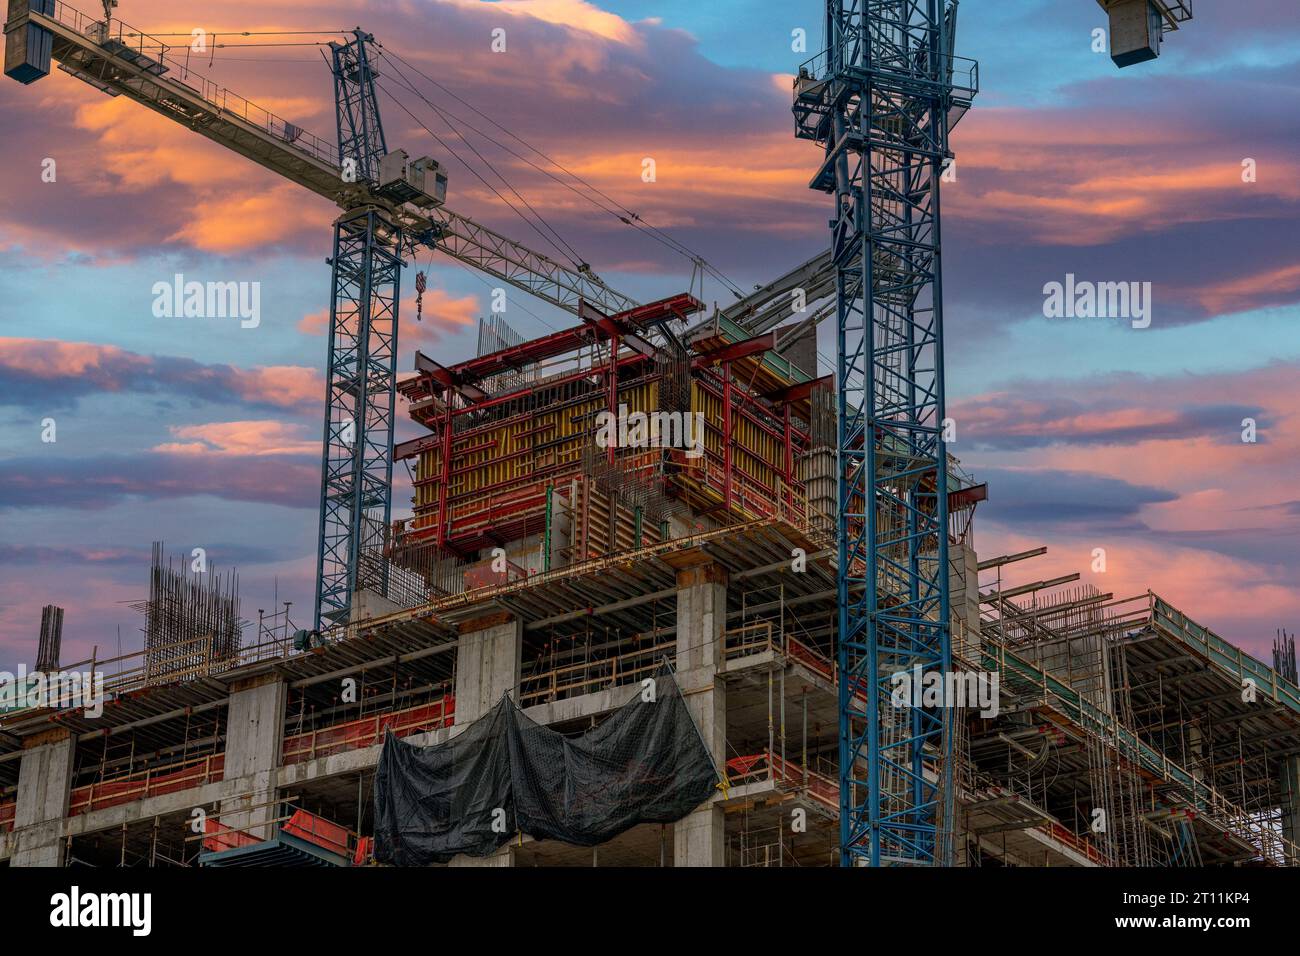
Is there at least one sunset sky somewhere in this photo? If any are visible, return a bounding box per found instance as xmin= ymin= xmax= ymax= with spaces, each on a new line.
xmin=0 ymin=0 xmax=1296 ymax=670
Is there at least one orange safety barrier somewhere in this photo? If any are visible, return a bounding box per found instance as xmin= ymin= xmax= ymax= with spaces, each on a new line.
xmin=727 ymin=751 xmax=839 ymax=813
xmin=786 ymin=636 xmax=834 ymax=682
xmin=726 ymin=754 xmax=767 ymax=776
xmin=0 ymin=798 xmax=14 ymax=832
xmin=769 ymin=753 xmax=839 ymax=811
xmin=283 ymin=809 xmax=350 ymax=858
xmin=353 ymin=835 xmax=374 ymax=867
xmin=1046 ymin=819 xmax=1106 ymax=864
xmin=69 ymin=753 xmax=225 ymax=817
xmin=202 ymin=817 xmax=259 ymax=853
xmin=281 ymin=696 xmax=454 ymax=765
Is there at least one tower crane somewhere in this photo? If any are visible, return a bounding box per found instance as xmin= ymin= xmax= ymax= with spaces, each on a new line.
xmin=3 ymin=1 xmax=639 ymax=632
xmin=793 ymin=0 xmax=1193 ymax=866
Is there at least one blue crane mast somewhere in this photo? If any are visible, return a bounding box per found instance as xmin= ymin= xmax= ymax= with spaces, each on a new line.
xmin=793 ymin=1 xmax=977 ymax=866
xmin=315 ymin=33 xmax=404 ymax=632
xmin=314 ymin=32 xmax=638 ymax=631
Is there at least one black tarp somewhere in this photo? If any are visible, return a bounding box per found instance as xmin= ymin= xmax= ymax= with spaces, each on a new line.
xmin=373 ymin=665 xmax=719 ymax=865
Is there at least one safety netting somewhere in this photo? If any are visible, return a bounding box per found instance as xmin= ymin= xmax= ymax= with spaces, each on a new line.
xmin=373 ymin=664 xmax=719 ymax=865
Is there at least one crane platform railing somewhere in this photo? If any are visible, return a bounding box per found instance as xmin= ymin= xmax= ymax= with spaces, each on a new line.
xmin=20 ymin=1 xmax=337 ymax=167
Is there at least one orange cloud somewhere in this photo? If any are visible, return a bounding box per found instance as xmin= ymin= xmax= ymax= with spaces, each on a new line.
xmin=0 ymin=337 xmax=321 ymax=411
xmin=0 ymin=337 xmax=149 ymax=380
xmin=167 ymin=185 xmax=333 ymax=254
xmin=443 ymin=0 xmax=640 ymax=45
xmin=229 ymin=365 xmax=321 ymax=410
xmin=404 ymin=287 xmax=480 ymax=347
xmin=58 ymin=59 xmax=334 ymax=254
xmin=296 ymin=288 xmax=478 ymax=347
xmin=1191 ymin=262 xmax=1300 ymax=316
xmin=297 ymin=308 xmax=329 ymax=335
xmin=153 ymin=420 xmax=317 ymax=457
xmin=947 ymin=108 xmax=1300 ymax=245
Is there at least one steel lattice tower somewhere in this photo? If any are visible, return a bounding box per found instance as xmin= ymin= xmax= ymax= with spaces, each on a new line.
xmin=315 ymin=33 xmax=402 ymax=630
xmin=794 ymin=0 xmax=976 ymax=866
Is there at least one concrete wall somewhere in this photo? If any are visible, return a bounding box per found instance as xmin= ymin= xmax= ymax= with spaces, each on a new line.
xmin=949 ymin=538 xmax=982 ymax=660
xmin=351 ymin=587 xmax=404 ymax=623
xmin=10 ymin=731 xmax=75 ymax=866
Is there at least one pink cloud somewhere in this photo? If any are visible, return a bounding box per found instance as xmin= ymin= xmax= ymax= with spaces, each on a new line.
xmin=0 ymin=337 xmax=321 ymax=412
xmin=974 ymin=527 xmax=1291 ymax=660
xmin=153 ymin=420 xmax=317 ymax=457
xmin=228 ymin=365 xmax=321 ymax=410
xmin=297 ymin=288 xmax=480 ymax=348
xmin=947 ymin=107 xmax=1300 ymax=247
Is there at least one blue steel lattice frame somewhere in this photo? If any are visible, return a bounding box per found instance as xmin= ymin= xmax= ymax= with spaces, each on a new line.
xmin=315 ymin=209 xmax=403 ymax=630
xmin=314 ymin=208 xmax=400 ymax=629
xmin=793 ymin=0 xmax=976 ymax=866
xmin=315 ymin=31 xmax=402 ymax=631
xmin=332 ymin=30 xmax=388 ymax=186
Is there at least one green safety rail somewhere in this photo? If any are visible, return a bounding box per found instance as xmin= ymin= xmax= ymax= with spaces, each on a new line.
xmin=980 ymin=638 xmax=1264 ymax=833
xmin=1150 ymin=594 xmax=1300 ymax=718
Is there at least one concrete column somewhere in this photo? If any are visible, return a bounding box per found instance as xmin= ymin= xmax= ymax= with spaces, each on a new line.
xmin=11 ymin=729 xmax=75 ymax=867
xmin=454 ymin=613 xmax=522 ymax=726
xmin=220 ymin=674 xmax=287 ymax=842
xmin=948 ymin=539 xmax=982 ymax=661
xmin=673 ymin=559 xmax=727 ymax=867
xmin=448 ymin=844 xmax=514 ymax=867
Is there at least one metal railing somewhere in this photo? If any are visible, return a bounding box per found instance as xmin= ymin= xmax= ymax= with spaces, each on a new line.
xmin=38 ymin=1 xmax=337 ymax=167
xmin=722 ymin=623 xmax=835 ymax=685
xmin=281 ymin=693 xmax=454 ymax=764
xmin=518 ymin=642 xmax=675 ymax=708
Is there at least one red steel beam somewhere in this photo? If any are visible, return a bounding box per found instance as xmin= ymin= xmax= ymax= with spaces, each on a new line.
xmin=763 ymin=373 xmax=833 ymax=404
xmin=413 ymin=351 xmax=487 ymax=403
xmin=421 ymin=293 xmax=704 ymax=391
xmin=692 ymin=330 xmax=778 ymax=367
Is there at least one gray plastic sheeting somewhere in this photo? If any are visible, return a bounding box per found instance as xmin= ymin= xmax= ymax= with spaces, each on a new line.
xmin=374 ymin=665 xmax=719 ymax=865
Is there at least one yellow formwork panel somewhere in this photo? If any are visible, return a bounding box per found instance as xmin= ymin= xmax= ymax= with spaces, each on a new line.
xmin=413 ymin=373 xmax=790 ymax=534
xmin=415 ymin=380 xmax=657 ymax=521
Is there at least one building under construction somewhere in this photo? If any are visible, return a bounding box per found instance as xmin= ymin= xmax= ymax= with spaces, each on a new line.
xmin=2 ymin=294 xmax=1298 ymax=868
xmin=3 ymin=0 xmax=1293 ymax=870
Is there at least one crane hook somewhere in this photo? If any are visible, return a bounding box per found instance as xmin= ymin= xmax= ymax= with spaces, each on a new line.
xmin=414 ymin=270 xmax=427 ymax=322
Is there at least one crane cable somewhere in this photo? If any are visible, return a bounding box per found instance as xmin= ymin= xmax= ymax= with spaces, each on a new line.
xmin=379 ymin=59 xmax=590 ymax=275
xmin=375 ymin=83 xmax=590 ymax=278
xmin=380 ymin=48 xmax=745 ymax=301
